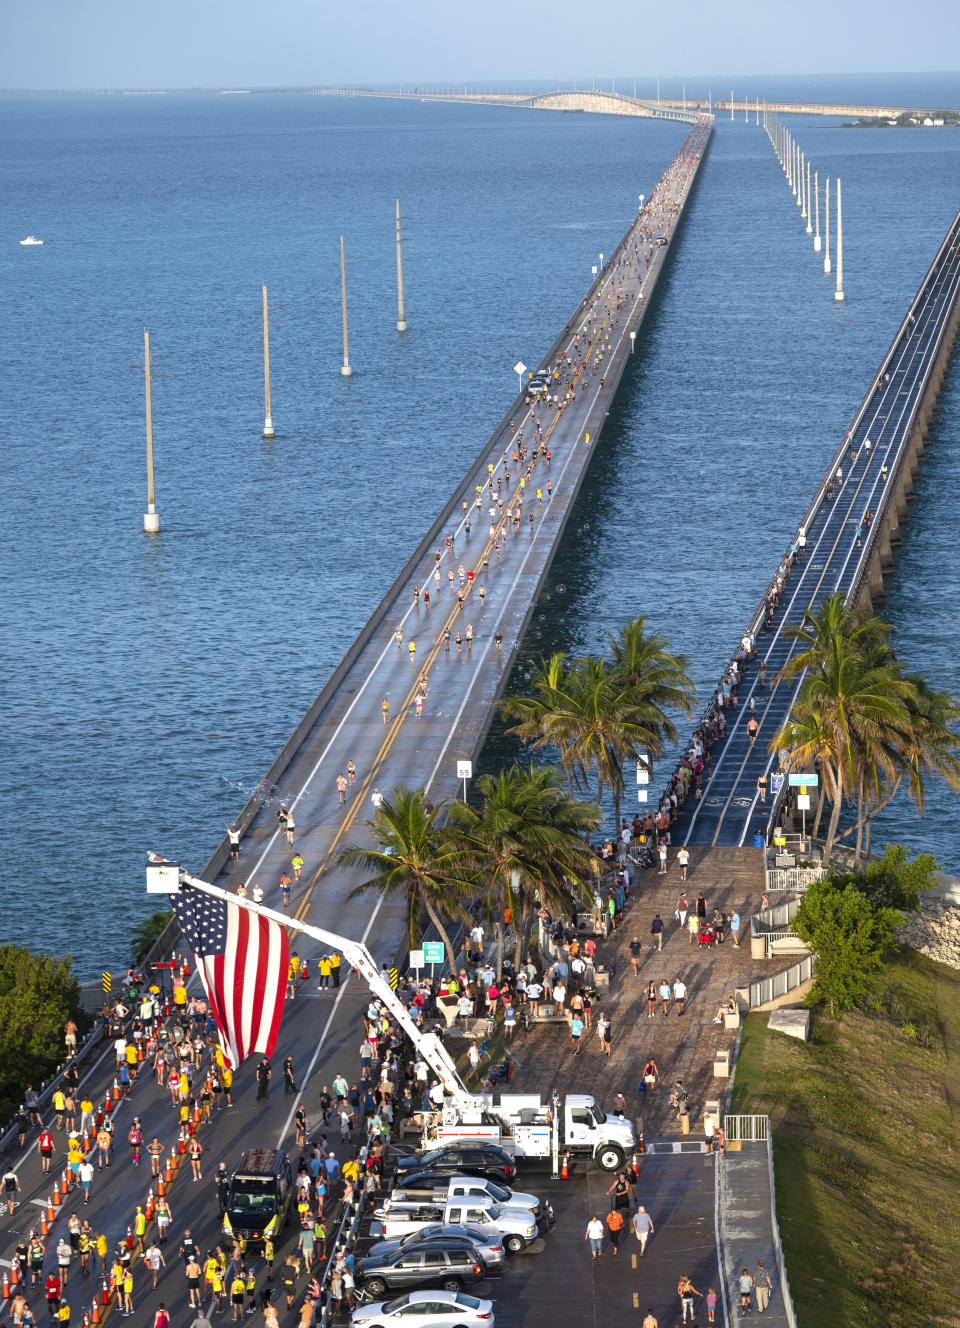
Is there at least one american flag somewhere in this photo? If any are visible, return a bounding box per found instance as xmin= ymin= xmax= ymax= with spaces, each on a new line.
xmin=173 ymin=883 xmax=289 ymax=1070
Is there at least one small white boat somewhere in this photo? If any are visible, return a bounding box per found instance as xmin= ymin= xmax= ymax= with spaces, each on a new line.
xmin=20 ymin=235 xmax=44 ymax=246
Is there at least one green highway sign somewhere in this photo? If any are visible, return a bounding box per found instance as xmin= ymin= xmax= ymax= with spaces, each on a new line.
xmin=423 ymin=941 xmax=445 ymax=965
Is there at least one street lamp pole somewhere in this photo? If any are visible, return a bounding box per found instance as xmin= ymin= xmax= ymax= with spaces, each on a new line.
xmin=143 ymin=328 xmax=160 ymax=533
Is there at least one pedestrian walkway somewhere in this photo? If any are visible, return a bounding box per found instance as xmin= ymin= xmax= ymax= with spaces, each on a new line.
xmin=721 ymin=1139 xmax=794 ymax=1327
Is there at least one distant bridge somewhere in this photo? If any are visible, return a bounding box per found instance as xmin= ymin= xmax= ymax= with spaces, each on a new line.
xmin=313 ymin=87 xmax=958 ymax=122
xmin=313 ymin=87 xmax=701 ymax=122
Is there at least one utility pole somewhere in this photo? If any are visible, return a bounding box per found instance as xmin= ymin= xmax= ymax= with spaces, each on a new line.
xmin=824 ymin=178 xmax=832 ymax=274
xmin=395 ymin=199 xmax=407 ymax=332
xmin=339 ymin=235 xmax=353 ymax=376
xmin=142 ymin=329 xmax=160 ymax=532
xmin=835 ymin=178 xmax=845 ymax=301
xmin=261 ymin=284 xmax=274 ymax=438
xmin=814 ymin=171 xmax=822 ymax=251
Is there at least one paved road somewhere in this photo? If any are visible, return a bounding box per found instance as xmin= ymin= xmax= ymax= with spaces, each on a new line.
xmin=674 ymin=207 xmax=960 ymax=847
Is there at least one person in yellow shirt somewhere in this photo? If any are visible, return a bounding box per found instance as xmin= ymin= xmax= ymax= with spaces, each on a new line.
xmin=222 ymin=1066 xmax=233 ymax=1108
xmin=173 ymin=980 xmax=187 ymax=1008
xmin=341 ymin=1157 xmax=360 ymax=1186
xmin=330 ymin=952 xmax=341 ymax=987
xmin=96 ymin=1233 xmax=108 ymax=1276
xmin=318 ymin=956 xmax=332 ymax=989
xmin=121 ymin=1267 xmax=134 ymax=1315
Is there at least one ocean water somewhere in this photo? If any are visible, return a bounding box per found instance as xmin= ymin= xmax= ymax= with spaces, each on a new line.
xmin=2 ymin=85 xmax=959 ymax=976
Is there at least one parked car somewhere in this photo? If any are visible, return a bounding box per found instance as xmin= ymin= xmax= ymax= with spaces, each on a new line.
xmin=352 ymin=1290 xmax=494 ymax=1327
xmin=396 ymin=1143 xmax=517 ymax=1183
xmin=365 ymin=1223 xmax=505 ymax=1272
xmin=357 ymin=1242 xmax=487 ymax=1298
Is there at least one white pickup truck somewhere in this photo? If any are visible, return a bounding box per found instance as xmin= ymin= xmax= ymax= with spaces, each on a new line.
xmin=386 ymin=1173 xmax=553 ymax=1229
xmin=425 ymin=1092 xmax=637 ymax=1172
xmin=371 ymin=1195 xmax=539 ymax=1254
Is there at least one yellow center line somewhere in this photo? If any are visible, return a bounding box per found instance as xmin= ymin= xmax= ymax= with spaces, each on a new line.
xmin=288 ymin=271 xmax=627 ymax=921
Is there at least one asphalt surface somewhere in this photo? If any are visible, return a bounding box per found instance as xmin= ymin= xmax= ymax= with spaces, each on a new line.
xmin=674 ymin=207 xmax=960 ymax=847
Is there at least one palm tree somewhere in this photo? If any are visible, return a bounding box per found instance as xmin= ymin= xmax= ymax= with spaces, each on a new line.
xmin=498 ymin=653 xmax=581 ymax=793
xmin=777 ymin=592 xmax=890 ymax=684
xmin=338 ymin=787 xmax=471 ymax=975
xmin=607 ymin=615 xmax=697 ymax=748
xmin=449 ymin=763 xmax=598 ymax=976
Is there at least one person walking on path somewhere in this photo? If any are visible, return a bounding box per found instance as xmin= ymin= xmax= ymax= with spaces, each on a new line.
xmin=225 ymin=822 xmax=241 ymax=863
xmin=730 ymin=910 xmax=742 ymax=948
xmin=629 ymin=936 xmax=643 ymax=976
xmin=606 ymin=1171 xmax=630 ymax=1215
xmin=641 ymin=1313 xmax=659 ymax=1328
xmin=704 ymin=1112 xmax=716 ymax=1153
xmin=643 ymin=1057 xmax=660 ymax=1093
xmin=673 ymin=976 xmax=687 ymax=1015
xmin=291 ymin=854 xmax=303 ymax=883
xmin=678 ymin=1275 xmax=703 ymax=1323
xmin=676 ymin=846 xmax=689 ymax=881
xmin=646 ymin=980 xmax=657 ymax=1019
xmin=754 ymin=1261 xmax=772 ymax=1312
xmin=597 ymin=1014 xmax=612 ymax=1057
xmin=371 ymin=789 xmax=383 ymax=822
xmin=38 ymin=1126 xmax=55 ymax=1173
xmin=605 ymin=1208 xmax=624 ymax=1256
xmin=658 ymin=979 xmax=671 ymax=1016
xmin=706 ymin=1288 xmax=718 ymax=1323
xmin=280 ymin=872 xmax=292 ymax=907
xmin=650 ymin=914 xmax=664 ymax=951
xmin=584 ymin=1215 xmax=605 ymax=1261
xmin=256 ymin=1059 xmax=271 ymax=1099
xmin=3 ymin=1164 xmax=21 ymax=1213
xmin=336 ymin=773 xmax=347 ymax=806
xmin=631 ymin=1206 xmax=654 ymax=1254
xmin=676 ymin=893 xmax=688 ymax=929
xmin=739 ymin=1268 xmax=755 ymax=1313
xmin=658 ymin=841 xmax=668 ymax=875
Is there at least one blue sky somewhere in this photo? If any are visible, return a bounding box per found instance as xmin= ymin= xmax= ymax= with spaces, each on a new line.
xmin=2 ymin=0 xmax=956 ymax=90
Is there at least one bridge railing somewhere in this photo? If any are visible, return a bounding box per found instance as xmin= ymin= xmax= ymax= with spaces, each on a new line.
xmin=749 ymin=956 xmax=814 ymax=1008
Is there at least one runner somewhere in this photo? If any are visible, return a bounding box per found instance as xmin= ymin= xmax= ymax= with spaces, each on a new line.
xmin=336 ymin=773 xmax=348 ymax=806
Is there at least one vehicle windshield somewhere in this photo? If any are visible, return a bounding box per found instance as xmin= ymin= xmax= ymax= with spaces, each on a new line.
xmin=591 ymin=1103 xmax=606 ymax=1124
xmin=227 ymin=1178 xmax=276 ymax=1217
xmin=476 ymin=1180 xmax=507 ymax=1201
xmin=455 ymin=1294 xmax=481 ymax=1308
xmin=382 ymin=1296 xmax=410 ymax=1313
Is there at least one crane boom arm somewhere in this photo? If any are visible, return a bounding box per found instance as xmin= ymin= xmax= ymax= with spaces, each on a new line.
xmin=168 ymin=864 xmax=477 ymax=1112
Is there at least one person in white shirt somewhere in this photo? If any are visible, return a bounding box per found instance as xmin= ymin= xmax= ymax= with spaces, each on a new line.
xmin=585 ymin=1215 xmax=605 ymax=1260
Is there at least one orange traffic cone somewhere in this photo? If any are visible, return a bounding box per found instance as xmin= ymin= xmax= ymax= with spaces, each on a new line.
xmin=125 ymin=1224 xmax=133 ymax=1251
xmin=178 ymin=1130 xmax=187 ymax=1154
xmin=40 ymin=1213 xmax=49 ymax=1237
xmin=82 ymin=1312 xmax=91 ymax=1327
xmin=62 ymin=1166 xmax=71 ymax=1191
xmin=560 ymin=1152 xmax=569 ymax=1180
xmin=92 ymin=1301 xmax=101 ymax=1324
xmin=83 ymin=1128 xmax=91 ymax=1152
xmin=145 ymin=1188 xmax=155 ymax=1219
xmin=101 ymin=1278 xmax=110 ymax=1304
xmin=2 ymin=1270 xmax=10 ymax=1298
xmin=192 ymin=1101 xmax=200 ymax=1125
xmin=137 ymin=1042 xmax=144 ymax=1063
xmin=10 ymin=1264 xmax=18 ymax=1286
xmin=157 ymin=1176 xmax=166 ymax=1198
xmin=104 ymin=1090 xmax=112 ymax=1115
xmin=46 ymin=1197 xmax=55 ymax=1222
xmin=53 ymin=1180 xmax=61 ymax=1206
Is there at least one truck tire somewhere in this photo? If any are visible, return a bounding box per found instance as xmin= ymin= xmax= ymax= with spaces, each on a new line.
xmin=596 ymin=1144 xmax=624 ymax=1172
xmin=505 ymin=1235 xmax=525 ymax=1254
xmin=441 ymin=1277 xmax=463 ymax=1292
xmin=364 ymin=1278 xmax=387 ymax=1298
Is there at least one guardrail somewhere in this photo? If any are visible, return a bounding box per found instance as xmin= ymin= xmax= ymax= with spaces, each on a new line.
xmin=722 ymin=1113 xmax=768 ymax=1142
xmin=765 ymin=866 xmax=825 ymax=892
xmin=749 ymin=956 xmax=814 ymax=1008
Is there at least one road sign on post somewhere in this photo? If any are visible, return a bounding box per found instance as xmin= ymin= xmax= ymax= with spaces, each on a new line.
xmin=789 ymin=772 xmax=819 ymax=787
xmin=408 ymin=949 xmax=424 ymax=971
xmin=513 ymin=361 xmax=526 ymax=397
xmin=102 ymin=971 xmax=111 ymax=995
xmin=423 ymin=942 xmax=444 ymax=965
xmin=457 ymin=759 xmax=472 ymax=802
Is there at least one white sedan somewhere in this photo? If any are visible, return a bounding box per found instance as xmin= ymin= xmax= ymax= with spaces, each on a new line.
xmin=352 ymin=1289 xmax=495 ymax=1327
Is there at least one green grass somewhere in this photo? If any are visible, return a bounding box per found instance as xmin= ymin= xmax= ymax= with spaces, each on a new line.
xmin=731 ymin=946 xmax=960 ymax=1328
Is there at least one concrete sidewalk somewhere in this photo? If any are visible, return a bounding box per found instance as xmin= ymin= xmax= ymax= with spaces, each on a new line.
xmin=720 ymin=1139 xmax=795 ymax=1327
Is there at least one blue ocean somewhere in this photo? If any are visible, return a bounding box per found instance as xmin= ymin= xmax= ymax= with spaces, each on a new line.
xmin=2 ymin=78 xmax=959 ymax=975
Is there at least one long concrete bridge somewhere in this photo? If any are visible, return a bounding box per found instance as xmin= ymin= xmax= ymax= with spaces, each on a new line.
xmin=315 ymin=85 xmax=958 ymax=122
xmin=0 ymin=117 xmax=719 ymax=1328
xmin=670 ymin=208 xmax=960 ymax=849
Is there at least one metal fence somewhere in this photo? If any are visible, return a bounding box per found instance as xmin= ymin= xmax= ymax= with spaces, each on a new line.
xmin=765 ymin=865 xmax=826 ymax=892
xmin=722 ymin=1114 xmax=769 ymax=1142
xmin=750 ymin=956 xmax=814 ymax=1009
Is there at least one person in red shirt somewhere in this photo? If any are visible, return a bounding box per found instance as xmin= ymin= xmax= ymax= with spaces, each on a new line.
xmin=38 ymin=1129 xmax=55 ymax=1173
xmin=45 ymin=1272 xmax=61 ymax=1315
